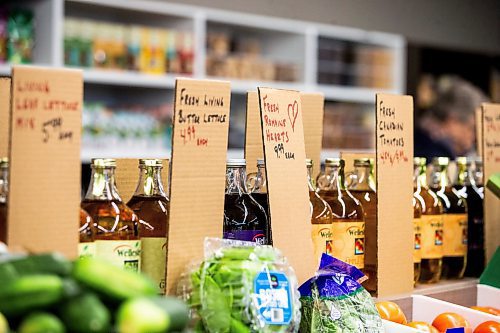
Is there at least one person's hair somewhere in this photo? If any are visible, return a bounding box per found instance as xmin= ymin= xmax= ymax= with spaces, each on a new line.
xmin=431 ymin=75 xmax=488 ymax=122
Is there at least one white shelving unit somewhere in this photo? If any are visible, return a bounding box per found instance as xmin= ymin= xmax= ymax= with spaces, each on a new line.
xmin=3 ymin=0 xmax=406 ymax=161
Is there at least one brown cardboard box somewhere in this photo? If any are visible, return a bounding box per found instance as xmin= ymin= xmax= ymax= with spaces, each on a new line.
xmin=301 ymin=93 xmax=325 ymax=178
xmin=7 ymin=66 xmax=83 ymax=257
xmin=0 ymin=78 xmax=10 ymax=158
xmin=244 ymin=91 xmax=263 ymax=175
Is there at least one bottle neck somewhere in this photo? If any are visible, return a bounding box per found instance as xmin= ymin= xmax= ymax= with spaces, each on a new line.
xmin=455 ymin=164 xmax=467 ymax=186
xmin=323 ymin=165 xmax=346 ymax=191
xmin=85 ymin=166 xmax=122 ymax=201
xmin=133 ymin=165 xmax=167 ymax=197
xmin=351 ymin=165 xmax=373 ymax=191
xmin=226 ymin=166 xmax=247 ymax=195
xmin=306 ymin=165 xmax=315 ymax=191
xmin=255 ymin=165 xmax=267 ymax=193
xmin=416 ymin=164 xmax=428 ymax=189
xmin=430 ymin=164 xmax=449 ymax=188
xmin=0 ymin=167 xmax=7 ymax=203
xmin=467 ymin=163 xmax=483 ymax=187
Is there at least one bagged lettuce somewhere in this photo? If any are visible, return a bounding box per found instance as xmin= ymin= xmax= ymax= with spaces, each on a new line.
xmin=179 ymin=238 xmax=301 ymax=333
xmin=299 ymin=254 xmax=383 ymax=333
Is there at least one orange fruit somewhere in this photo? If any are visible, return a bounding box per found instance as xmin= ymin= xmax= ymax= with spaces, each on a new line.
xmin=471 ymin=306 xmax=500 ymax=316
xmin=432 ymin=312 xmax=470 ymax=332
xmin=406 ymin=321 xmax=440 ymax=333
xmin=375 ymin=301 xmax=407 ymax=324
xmin=474 ymin=321 xmax=500 ymax=333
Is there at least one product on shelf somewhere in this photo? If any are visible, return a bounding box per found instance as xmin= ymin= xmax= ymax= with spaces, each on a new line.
xmin=430 ymin=157 xmax=467 ymax=280
xmin=205 ymin=31 xmax=297 ymax=82
xmin=470 ymin=306 xmax=500 ymax=316
xmin=5 ymin=8 xmax=34 ymax=64
xmin=180 ymin=238 xmax=301 ymax=332
xmin=307 ymin=159 xmax=334 ymax=263
xmin=317 ymin=158 xmax=365 ymax=270
xmin=81 ymin=158 xmax=141 ymax=272
xmin=78 ymin=208 xmax=94 ymax=258
xmin=474 ymin=321 xmax=500 ymax=333
xmin=299 ymin=254 xmax=383 ymax=332
xmin=454 ymin=157 xmax=485 ymax=277
xmin=432 ymin=312 xmax=470 ymax=332
xmin=375 ymin=301 xmax=407 ymax=324
xmin=0 ymin=158 xmax=7 ymax=244
xmin=64 ymin=17 xmax=194 ymax=75
xmin=127 ymin=159 xmax=169 ymax=295
xmin=247 ymin=158 xmax=271 ymax=243
xmin=413 ymin=194 xmax=423 ymax=283
xmin=223 ymin=159 xmax=270 ymax=245
xmin=348 ymin=158 xmax=377 ymax=293
xmin=406 ymin=321 xmax=439 ymax=333
xmin=414 ymin=157 xmax=444 ymax=284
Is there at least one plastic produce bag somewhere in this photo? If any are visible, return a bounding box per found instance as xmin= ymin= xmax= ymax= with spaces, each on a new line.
xmin=179 ymin=238 xmax=301 ymax=332
xmin=299 ymin=254 xmax=383 ymax=332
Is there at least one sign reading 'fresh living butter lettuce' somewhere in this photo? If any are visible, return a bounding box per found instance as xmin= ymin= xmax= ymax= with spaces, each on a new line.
xmin=166 ymin=78 xmax=231 ymax=294
xmin=257 ymin=87 xmax=315 ymax=284
xmin=375 ymin=93 xmax=414 ymax=297
xmin=8 ymin=66 xmax=83 ymax=257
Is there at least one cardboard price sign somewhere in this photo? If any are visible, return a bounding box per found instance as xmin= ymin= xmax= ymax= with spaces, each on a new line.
xmin=481 ymin=103 xmax=500 ymax=261
xmin=375 ymin=93 xmax=414 ymax=297
xmin=301 ymin=93 xmax=325 ymax=178
xmin=0 ymin=78 xmax=10 ymax=158
xmin=8 ymin=66 xmax=82 ymax=257
xmin=257 ymin=87 xmax=315 ymax=283
xmin=244 ymin=91 xmax=263 ymax=175
xmin=166 ymin=78 xmax=231 ymax=293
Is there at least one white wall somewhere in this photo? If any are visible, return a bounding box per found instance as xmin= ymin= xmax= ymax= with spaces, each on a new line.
xmin=160 ymin=0 xmax=500 ymax=54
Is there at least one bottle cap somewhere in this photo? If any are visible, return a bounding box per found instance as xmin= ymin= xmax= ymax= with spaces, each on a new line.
xmin=139 ymin=159 xmax=163 ymax=167
xmin=305 ymin=158 xmax=313 ymax=167
xmin=0 ymin=157 xmax=8 ymax=169
xmin=256 ymin=158 xmax=265 ymax=166
xmin=432 ymin=157 xmax=449 ymax=166
xmin=413 ymin=157 xmax=426 ymax=166
xmin=325 ymin=157 xmax=341 ymax=166
xmin=91 ymin=158 xmax=116 ymax=167
xmin=226 ymin=158 xmax=246 ymax=167
xmin=354 ymin=158 xmax=371 ymax=167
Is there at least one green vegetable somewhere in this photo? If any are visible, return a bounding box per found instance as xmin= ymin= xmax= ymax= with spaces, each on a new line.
xmin=59 ymin=293 xmax=111 ymax=333
xmin=9 ymin=253 xmax=72 ymax=277
xmin=0 ymin=275 xmax=64 ymax=316
xmin=116 ymin=296 xmax=189 ymax=333
xmin=72 ymin=257 xmax=156 ymax=301
xmin=18 ymin=312 xmax=65 ymax=333
xmin=0 ymin=312 xmax=8 ymax=333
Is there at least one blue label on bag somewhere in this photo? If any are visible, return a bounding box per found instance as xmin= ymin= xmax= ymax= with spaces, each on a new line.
xmin=253 ymin=271 xmax=292 ymax=325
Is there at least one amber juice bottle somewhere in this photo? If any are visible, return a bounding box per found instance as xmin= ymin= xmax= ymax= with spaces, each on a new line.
xmin=307 ymin=159 xmax=334 ymax=263
xmin=0 ymin=158 xmax=8 ymax=244
xmin=413 ymin=196 xmax=423 ymax=283
xmin=348 ymin=158 xmax=377 ymax=293
xmin=78 ymin=208 xmax=94 ymax=258
xmin=414 ymin=157 xmax=444 ymax=283
xmin=430 ymin=157 xmax=467 ymax=279
xmin=81 ymin=158 xmax=141 ymax=272
xmin=317 ymin=158 xmax=365 ymax=269
xmin=127 ymin=159 xmax=169 ymax=294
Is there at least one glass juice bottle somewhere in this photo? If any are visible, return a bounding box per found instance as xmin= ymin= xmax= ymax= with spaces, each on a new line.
xmin=78 ymin=208 xmax=94 ymax=258
xmin=223 ymin=159 xmax=269 ymax=245
xmin=317 ymin=158 xmax=365 ymax=269
xmin=0 ymin=158 xmax=8 ymax=244
xmin=127 ymin=159 xmax=169 ymax=294
xmin=349 ymin=158 xmax=377 ymax=293
xmin=430 ymin=157 xmax=467 ymax=279
xmin=307 ymin=159 xmax=334 ymax=263
xmin=81 ymin=158 xmax=141 ymax=272
xmin=414 ymin=157 xmax=444 ymax=283
xmin=455 ymin=158 xmax=485 ymax=277
xmin=248 ymin=158 xmax=272 ymax=244
xmin=413 ymin=196 xmax=423 ymax=283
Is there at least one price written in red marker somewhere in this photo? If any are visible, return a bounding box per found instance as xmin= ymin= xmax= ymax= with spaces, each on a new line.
xmin=380 ymin=149 xmax=409 ymax=166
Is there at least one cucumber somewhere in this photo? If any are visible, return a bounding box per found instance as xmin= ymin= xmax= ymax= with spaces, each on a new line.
xmin=72 ymin=257 xmax=156 ymax=301
xmin=18 ymin=312 xmax=65 ymax=333
xmin=0 ymin=312 xmax=8 ymax=333
xmin=59 ymin=293 xmax=111 ymax=333
xmin=9 ymin=253 xmax=72 ymax=276
xmin=0 ymin=275 xmax=64 ymax=316
xmin=116 ymin=296 xmax=189 ymax=333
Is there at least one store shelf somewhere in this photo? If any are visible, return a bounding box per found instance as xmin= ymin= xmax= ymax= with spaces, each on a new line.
xmin=82 ymin=69 xmax=180 ymax=89
xmin=318 ymin=84 xmax=397 ymax=103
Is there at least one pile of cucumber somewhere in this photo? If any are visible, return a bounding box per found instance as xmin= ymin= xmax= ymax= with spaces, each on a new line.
xmin=0 ymin=253 xmax=189 ymax=333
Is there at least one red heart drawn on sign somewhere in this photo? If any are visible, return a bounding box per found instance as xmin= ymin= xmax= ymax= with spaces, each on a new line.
xmin=288 ymin=100 xmax=298 ymax=132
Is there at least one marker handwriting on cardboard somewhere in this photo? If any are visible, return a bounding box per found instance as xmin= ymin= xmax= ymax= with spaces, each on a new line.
xmin=484 ymin=114 xmax=500 ymax=162
xmin=378 ymin=100 xmax=408 ymax=166
xmin=42 ymin=117 xmax=73 ymax=143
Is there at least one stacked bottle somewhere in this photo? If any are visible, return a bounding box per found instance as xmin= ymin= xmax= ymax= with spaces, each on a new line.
xmin=306 ymin=159 xmax=334 ymax=263
xmin=223 ymin=159 xmax=270 ymax=245
xmin=317 ymin=158 xmax=365 ymax=270
xmin=429 ymin=157 xmax=468 ymax=279
xmin=414 ymin=157 xmax=444 ymax=283
xmin=453 ymin=158 xmax=485 ymax=277
xmin=0 ymin=158 xmax=8 ymax=244
xmin=81 ymin=158 xmax=141 ymax=272
xmin=127 ymin=159 xmax=170 ymax=294
xmin=78 ymin=208 xmax=94 ymax=258
xmin=412 ymin=195 xmax=423 ymax=283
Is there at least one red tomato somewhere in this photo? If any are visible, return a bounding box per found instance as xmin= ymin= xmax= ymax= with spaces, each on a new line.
xmin=474 ymin=321 xmax=500 ymax=333
xmin=375 ymin=301 xmax=407 ymax=324
xmin=432 ymin=312 xmax=470 ymax=332
xmin=406 ymin=321 xmax=440 ymax=333
xmin=471 ymin=306 xmax=500 ymax=316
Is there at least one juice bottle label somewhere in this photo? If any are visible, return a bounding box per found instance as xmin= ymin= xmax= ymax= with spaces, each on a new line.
xmin=443 ymin=214 xmax=468 ymax=256
xmin=413 ymin=218 xmax=422 ymax=264
xmin=78 ymin=242 xmax=95 ymax=259
xmin=420 ymin=215 xmax=444 ymax=259
xmin=95 ymin=240 xmax=141 ymax=272
xmin=141 ymin=237 xmax=167 ymax=295
xmin=223 ymin=230 xmax=266 ymax=245
xmin=311 ymin=224 xmax=333 ymax=262
xmin=331 ymin=221 xmax=365 ymax=269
